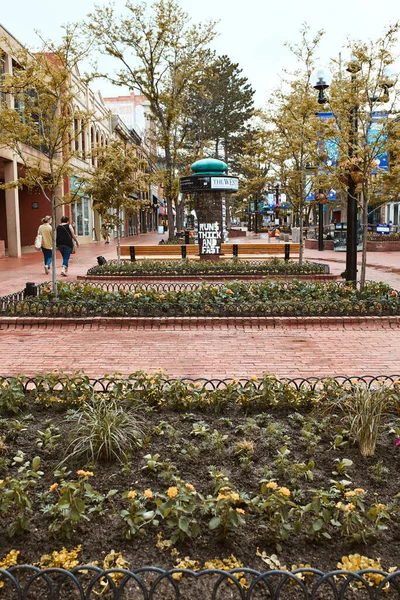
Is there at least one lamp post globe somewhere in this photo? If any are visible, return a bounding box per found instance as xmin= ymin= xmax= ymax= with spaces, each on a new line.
xmin=311 ymin=66 xmax=332 ymax=104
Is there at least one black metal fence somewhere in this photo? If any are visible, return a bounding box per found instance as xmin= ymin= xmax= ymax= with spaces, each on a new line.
xmin=1 ymin=566 xmax=399 ymax=598
xmin=0 ymin=374 xmax=399 ymax=392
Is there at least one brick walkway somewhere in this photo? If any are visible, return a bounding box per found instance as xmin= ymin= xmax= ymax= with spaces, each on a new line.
xmin=1 ymin=326 xmax=399 ymax=379
xmin=1 ymin=231 xmax=400 ymax=379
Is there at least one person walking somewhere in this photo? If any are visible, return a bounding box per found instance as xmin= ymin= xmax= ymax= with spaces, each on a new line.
xmin=37 ymin=216 xmax=53 ymax=274
xmin=56 ymin=216 xmax=79 ymax=277
xmin=101 ymin=220 xmax=110 ymax=244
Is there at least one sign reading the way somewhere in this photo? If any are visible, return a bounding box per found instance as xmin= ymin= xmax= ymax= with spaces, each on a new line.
xmin=198 ymin=222 xmax=221 ymax=255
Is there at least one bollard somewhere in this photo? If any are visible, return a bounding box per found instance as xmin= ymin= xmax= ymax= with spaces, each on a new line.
xmin=129 ymin=246 xmax=136 ymax=262
xmin=233 ymin=244 xmax=239 ymax=257
xmin=181 ymin=245 xmax=187 ymax=259
xmin=284 ymin=244 xmax=290 ymax=261
xmin=24 ymin=282 xmax=38 ymax=298
xmin=184 ymin=230 xmax=190 ymax=245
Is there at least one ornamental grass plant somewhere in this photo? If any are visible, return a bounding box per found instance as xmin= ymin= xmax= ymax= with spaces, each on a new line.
xmin=328 ymin=385 xmax=396 ymax=456
xmin=62 ymin=395 xmax=145 ymax=464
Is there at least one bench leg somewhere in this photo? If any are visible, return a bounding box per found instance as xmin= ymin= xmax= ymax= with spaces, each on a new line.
xmin=284 ymin=244 xmax=290 ymax=261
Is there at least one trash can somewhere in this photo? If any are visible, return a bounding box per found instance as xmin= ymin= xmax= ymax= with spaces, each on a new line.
xmin=291 ymin=227 xmax=300 ymax=243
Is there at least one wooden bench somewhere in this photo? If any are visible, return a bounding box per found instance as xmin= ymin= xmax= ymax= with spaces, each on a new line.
xmin=120 ymin=243 xmax=300 ymax=261
xmin=222 ymin=243 xmax=300 ymax=259
xmin=120 ymin=244 xmax=199 ymax=260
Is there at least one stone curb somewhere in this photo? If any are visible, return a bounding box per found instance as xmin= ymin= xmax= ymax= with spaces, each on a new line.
xmin=1 ymin=315 xmax=399 ymax=330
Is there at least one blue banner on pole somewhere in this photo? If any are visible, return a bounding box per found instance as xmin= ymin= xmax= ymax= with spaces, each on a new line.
xmin=368 ymin=112 xmax=388 ymax=173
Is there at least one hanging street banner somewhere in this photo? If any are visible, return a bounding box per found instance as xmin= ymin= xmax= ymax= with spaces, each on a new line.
xmin=368 ymin=111 xmax=389 ymax=173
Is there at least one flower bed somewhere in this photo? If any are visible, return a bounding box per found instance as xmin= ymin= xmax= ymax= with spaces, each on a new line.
xmin=87 ymin=258 xmax=329 ymax=278
xmin=2 ymin=280 xmax=399 ymax=318
xmin=0 ymin=371 xmax=399 ymax=586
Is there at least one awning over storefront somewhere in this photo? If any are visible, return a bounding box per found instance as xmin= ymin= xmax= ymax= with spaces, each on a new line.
xmin=153 ymin=194 xmax=164 ymax=206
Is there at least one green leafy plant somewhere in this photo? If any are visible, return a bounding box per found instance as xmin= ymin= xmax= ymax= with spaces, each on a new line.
xmin=45 ymin=471 xmax=108 ymax=539
xmin=156 ymin=481 xmax=201 ymax=544
xmin=120 ymin=489 xmax=158 ymax=539
xmin=0 ymin=378 xmax=27 ymax=415
xmin=35 ymin=421 xmax=61 ymax=452
xmin=253 ymin=482 xmax=300 ymax=551
xmin=0 ymin=453 xmax=43 ymax=537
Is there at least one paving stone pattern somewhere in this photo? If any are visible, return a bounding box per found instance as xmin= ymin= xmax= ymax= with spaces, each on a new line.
xmin=1 ymin=326 xmax=400 ymax=379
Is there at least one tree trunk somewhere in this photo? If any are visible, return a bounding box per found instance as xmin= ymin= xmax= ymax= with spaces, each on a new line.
xmin=175 ymin=198 xmax=185 ymax=233
xmin=360 ymin=191 xmax=368 ymax=291
xmin=116 ymin=207 xmax=121 ymax=264
xmin=164 ymin=146 xmax=175 ymax=241
xmin=299 ymin=205 xmax=304 ymax=266
xmin=225 ymin=197 xmax=232 ymax=230
xmin=51 ymin=190 xmax=58 ymax=297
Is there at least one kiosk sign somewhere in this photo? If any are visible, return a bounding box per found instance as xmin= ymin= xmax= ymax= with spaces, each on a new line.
xmin=198 ymin=222 xmax=221 ymax=255
xmin=211 ymin=177 xmax=239 ymax=191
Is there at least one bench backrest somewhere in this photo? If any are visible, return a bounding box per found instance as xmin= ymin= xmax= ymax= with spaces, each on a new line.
xmin=120 ymin=245 xmax=198 ymax=256
xmin=221 ymin=243 xmax=300 ymax=255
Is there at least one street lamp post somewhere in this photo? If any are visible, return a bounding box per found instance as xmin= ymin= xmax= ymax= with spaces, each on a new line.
xmin=317 ymin=192 xmax=325 ymax=252
xmin=312 ymin=65 xmax=358 ymax=282
xmin=274 ymin=182 xmax=280 ymax=224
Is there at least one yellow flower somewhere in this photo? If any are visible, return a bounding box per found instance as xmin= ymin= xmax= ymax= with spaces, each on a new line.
xmin=143 ymin=489 xmax=153 ymax=499
xmin=236 ymin=508 xmax=245 ymax=514
xmin=250 ymin=375 xmax=258 ymax=381
xmin=185 ymin=483 xmax=195 ymax=491
xmin=336 ymin=501 xmax=343 ymax=509
xmin=375 ymin=503 xmax=386 ymax=511
xmin=219 ymin=486 xmax=231 ymax=492
xmin=266 ymin=481 xmax=278 ymax=490
xmin=354 ymin=488 xmax=365 ymax=495
xmin=345 ymin=491 xmax=355 ymax=498
xmin=167 ymin=486 xmax=178 ymax=498
xmin=344 ymin=503 xmax=355 ymax=512
xmin=134 ymin=293 xmax=142 ymax=298
xmin=76 ymin=470 xmax=94 ymax=477
xmin=230 ymin=492 xmax=240 ymax=502
xmin=226 ymin=289 xmax=234 ymax=295
xmin=217 ymin=493 xmax=228 ymax=501
xmin=128 ymin=490 xmax=137 ymax=499
xmin=49 ymin=483 xmax=58 ymax=493
xmin=278 ymin=487 xmax=291 ymax=497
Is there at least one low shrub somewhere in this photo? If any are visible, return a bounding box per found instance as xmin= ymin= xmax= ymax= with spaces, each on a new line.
xmin=86 ymin=258 xmax=328 ymax=277
xmin=4 ymin=280 xmax=399 ymax=318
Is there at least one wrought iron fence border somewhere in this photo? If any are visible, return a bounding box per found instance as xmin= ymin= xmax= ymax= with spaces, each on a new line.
xmin=0 ymin=373 xmax=399 ymax=392
xmin=0 ymin=566 xmax=399 ymax=599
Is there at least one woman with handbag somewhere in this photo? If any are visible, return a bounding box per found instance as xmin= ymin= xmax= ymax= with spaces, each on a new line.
xmin=36 ymin=216 xmax=53 ymax=274
xmin=56 ymin=216 xmax=79 ymax=277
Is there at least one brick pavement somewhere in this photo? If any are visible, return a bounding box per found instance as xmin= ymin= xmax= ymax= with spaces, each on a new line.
xmin=1 ymin=326 xmax=399 ymax=379
xmin=2 ymin=231 xmax=400 ymax=379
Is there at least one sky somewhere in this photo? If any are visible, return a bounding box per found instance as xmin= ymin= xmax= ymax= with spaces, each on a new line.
xmin=1 ymin=0 xmax=400 ymax=106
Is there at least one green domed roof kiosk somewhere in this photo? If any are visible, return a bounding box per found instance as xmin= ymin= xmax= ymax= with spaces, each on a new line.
xmin=180 ymin=158 xmax=239 ymax=259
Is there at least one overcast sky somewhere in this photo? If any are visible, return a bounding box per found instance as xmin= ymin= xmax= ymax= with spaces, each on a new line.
xmin=1 ymin=0 xmax=400 ymax=106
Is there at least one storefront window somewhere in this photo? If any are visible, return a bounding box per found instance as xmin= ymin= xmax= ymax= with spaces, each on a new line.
xmin=72 ymin=198 xmax=91 ymax=236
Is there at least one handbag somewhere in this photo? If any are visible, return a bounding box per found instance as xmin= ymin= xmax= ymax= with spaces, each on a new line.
xmin=71 ymin=240 xmax=77 ymax=254
xmin=34 ymin=233 xmax=42 ymax=250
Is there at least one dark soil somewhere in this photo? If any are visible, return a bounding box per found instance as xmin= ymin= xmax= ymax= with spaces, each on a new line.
xmin=0 ymin=397 xmax=399 ymax=597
